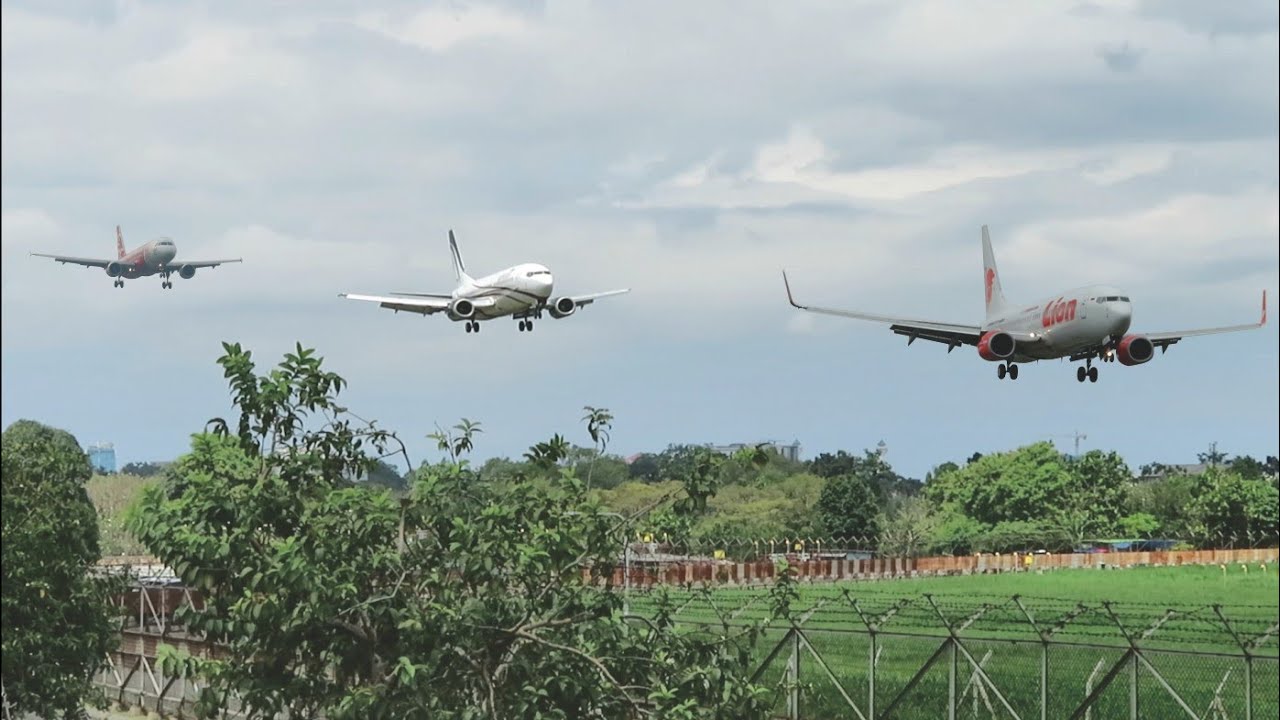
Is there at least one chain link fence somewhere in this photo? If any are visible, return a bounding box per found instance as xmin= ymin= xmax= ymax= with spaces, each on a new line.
xmin=627 ymin=586 xmax=1279 ymax=719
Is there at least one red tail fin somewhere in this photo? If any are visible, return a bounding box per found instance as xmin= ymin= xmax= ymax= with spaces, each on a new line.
xmin=116 ymin=226 xmax=126 ymax=258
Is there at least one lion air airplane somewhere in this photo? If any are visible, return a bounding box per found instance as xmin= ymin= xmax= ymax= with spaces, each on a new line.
xmin=340 ymin=230 xmax=630 ymax=334
xmin=783 ymin=225 xmax=1267 ymax=382
xmin=31 ymin=226 xmax=242 ymax=289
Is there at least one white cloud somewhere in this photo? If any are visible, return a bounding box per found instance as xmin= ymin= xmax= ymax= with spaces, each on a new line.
xmin=355 ymin=5 xmax=529 ymax=52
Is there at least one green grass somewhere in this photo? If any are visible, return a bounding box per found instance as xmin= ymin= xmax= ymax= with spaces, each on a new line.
xmin=628 ymin=566 xmax=1280 ymax=718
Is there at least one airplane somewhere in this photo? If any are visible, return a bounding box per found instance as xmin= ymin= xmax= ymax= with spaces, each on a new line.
xmin=783 ymin=225 xmax=1267 ymax=383
xmin=340 ymin=230 xmax=630 ymax=334
xmin=31 ymin=226 xmax=242 ymax=289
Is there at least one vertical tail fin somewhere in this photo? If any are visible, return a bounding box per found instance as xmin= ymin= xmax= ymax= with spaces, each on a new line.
xmin=116 ymin=226 xmax=126 ymax=259
xmin=982 ymin=225 xmax=1009 ymax=321
xmin=448 ymin=230 xmax=472 ymax=283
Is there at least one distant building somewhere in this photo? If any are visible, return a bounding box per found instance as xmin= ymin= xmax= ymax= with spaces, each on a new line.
xmin=87 ymin=442 xmax=116 ymax=474
xmin=705 ymin=440 xmax=802 ymax=463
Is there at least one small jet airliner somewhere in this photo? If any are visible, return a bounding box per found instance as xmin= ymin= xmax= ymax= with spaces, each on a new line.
xmin=340 ymin=230 xmax=630 ymax=334
xmin=783 ymin=225 xmax=1267 ymax=382
xmin=31 ymin=226 xmax=242 ymax=289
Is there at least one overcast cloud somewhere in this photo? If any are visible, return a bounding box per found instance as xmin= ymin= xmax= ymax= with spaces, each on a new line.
xmin=2 ymin=0 xmax=1277 ymax=477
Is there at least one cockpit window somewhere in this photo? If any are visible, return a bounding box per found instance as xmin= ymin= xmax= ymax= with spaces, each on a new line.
xmin=1119 ymin=296 xmax=1129 ymax=302
xmin=525 ymin=270 xmax=551 ymax=277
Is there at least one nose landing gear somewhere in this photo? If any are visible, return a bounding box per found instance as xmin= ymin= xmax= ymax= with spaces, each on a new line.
xmin=997 ymin=363 xmax=1019 ymax=380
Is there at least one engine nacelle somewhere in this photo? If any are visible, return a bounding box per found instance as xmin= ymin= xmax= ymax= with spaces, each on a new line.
xmin=977 ymin=330 xmax=1016 ymax=361
xmin=105 ymin=261 xmax=123 ymax=278
xmin=178 ymin=264 xmax=196 ymax=280
xmin=547 ymin=297 xmax=577 ymax=319
xmin=1116 ymin=334 xmax=1154 ymax=366
xmin=448 ymin=298 xmax=476 ymax=321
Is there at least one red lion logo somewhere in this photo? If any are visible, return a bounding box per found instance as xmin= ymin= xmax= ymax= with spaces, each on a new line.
xmin=984 ymin=268 xmax=995 ymax=305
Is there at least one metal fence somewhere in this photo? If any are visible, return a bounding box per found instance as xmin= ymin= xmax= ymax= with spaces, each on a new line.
xmin=630 ymin=588 xmax=1280 ymax=719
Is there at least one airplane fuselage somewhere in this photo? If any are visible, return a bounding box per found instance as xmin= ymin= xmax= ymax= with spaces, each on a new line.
xmin=112 ymin=239 xmax=180 ymax=278
xmin=983 ymin=284 xmax=1133 ymax=362
xmin=453 ymin=263 xmax=555 ymax=320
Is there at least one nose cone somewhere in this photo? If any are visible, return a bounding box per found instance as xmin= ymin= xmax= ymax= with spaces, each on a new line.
xmin=1114 ymin=302 xmax=1133 ymax=334
xmin=162 ymin=246 xmax=177 ymax=263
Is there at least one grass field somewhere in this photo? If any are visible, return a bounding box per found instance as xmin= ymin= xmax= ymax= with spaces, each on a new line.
xmin=628 ymin=565 xmax=1279 ymax=718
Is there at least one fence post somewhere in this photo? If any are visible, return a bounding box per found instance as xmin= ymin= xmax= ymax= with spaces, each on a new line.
xmin=867 ymin=631 xmax=878 ymax=719
xmin=1245 ymin=655 xmax=1252 ymax=720
xmin=1129 ymin=651 xmax=1138 ymax=720
xmin=1041 ymin=642 xmax=1049 ymax=720
xmin=948 ymin=637 xmax=958 ymax=720
xmin=788 ymin=628 xmax=801 ymax=720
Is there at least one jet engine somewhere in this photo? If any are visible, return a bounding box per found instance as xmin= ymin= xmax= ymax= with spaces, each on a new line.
xmin=105 ymin=261 xmax=123 ymax=278
xmin=1116 ymin=334 xmax=1154 ymax=366
xmin=448 ymin=298 xmax=476 ymax=321
xmin=547 ymin=297 xmax=577 ymax=319
xmin=178 ymin=264 xmax=197 ymax=280
xmin=977 ymin=330 xmax=1016 ymax=361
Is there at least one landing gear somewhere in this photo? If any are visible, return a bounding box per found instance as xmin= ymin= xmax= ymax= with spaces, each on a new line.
xmin=464 ymin=320 xmax=480 ymax=334
xmin=997 ymin=363 xmax=1019 ymax=380
xmin=518 ymin=319 xmax=535 ymax=332
xmin=113 ymin=279 xmax=124 ymax=288
xmin=160 ymin=271 xmax=173 ymax=289
xmin=1077 ymin=359 xmax=1099 ymax=383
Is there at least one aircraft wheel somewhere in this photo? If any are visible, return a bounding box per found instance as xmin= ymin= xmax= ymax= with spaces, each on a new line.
xmin=1077 ymin=366 xmax=1086 ymax=383
xmin=465 ymin=322 xmax=473 ymax=333
xmin=1088 ymin=366 xmax=1098 ymax=383
xmin=997 ymin=364 xmax=1007 ymax=380
xmin=518 ymin=320 xmax=527 ymax=332
xmin=473 ymin=321 xmax=480 ymax=334
xmin=1008 ymin=364 xmax=1019 ymax=380
xmin=526 ymin=320 xmax=534 ymax=332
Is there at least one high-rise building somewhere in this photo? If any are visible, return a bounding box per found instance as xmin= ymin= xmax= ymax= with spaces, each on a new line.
xmin=87 ymin=442 xmax=116 ymax=474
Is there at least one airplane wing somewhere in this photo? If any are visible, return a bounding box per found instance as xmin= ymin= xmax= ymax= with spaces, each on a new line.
xmin=559 ymin=288 xmax=631 ymax=308
xmin=783 ymin=271 xmax=986 ymax=350
xmin=170 ymin=258 xmax=242 ymax=269
xmin=30 ymin=252 xmax=113 ymax=269
xmin=340 ymin=292 xmax=496 ymax=316
xmin=1141 ymin=290 xmax=1267 ymax=352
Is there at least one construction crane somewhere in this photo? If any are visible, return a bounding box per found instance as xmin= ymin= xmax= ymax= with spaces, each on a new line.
xmin=1052 ymin=430 xmax=1088 ymax=457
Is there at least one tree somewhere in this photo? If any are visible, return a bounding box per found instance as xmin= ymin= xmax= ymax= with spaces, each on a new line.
xmin=816 ymin=473 xmax=880 ymax=543
xmin=1186 ymin=469 xmax=1279 ymax=548
xmin=626 ymin=453 xmax=661 ymax=482
xmin=878 ymin=496 xmax=940 ymax=557
xmin=1229 ymin=455 xmax=1265 ymax=481
xmin=1118 ymin=512 xmax=1160 ymax=538
xmin=362 ymin=459 xmax=407 ymax=491
xmin=2 ymin=420 xmax=121 ymax=718
xmin=129 ymin=343 xmax=777 ymax=718
xmin=924 ymin=442 xmax=1073 ymax=526
xmin=119 ymin=460 xmax=166 ymax=477
xmin=1198 ymin=443 xmax=1228 ymax=468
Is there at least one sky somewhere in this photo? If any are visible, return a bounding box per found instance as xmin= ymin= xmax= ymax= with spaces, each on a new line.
xmin=2 ymin=0 xmax=1277 ymax=479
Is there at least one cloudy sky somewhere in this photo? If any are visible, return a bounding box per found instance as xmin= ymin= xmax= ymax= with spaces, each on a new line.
xmin=2 ymin=0 xmax=1277 ymax=478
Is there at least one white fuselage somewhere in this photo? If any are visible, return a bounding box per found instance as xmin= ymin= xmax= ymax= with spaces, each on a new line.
xmin=985 ymin=284 xmax=1133 ymax=362
xmin=113 ymin=238 xmax=180 ymax=278
xmin=454 ymin=263 xmax=555 ymax=320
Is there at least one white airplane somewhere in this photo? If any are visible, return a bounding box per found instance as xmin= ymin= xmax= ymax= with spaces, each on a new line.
xmin=31 ymin=226 xmax=242 ymax=289
xmin=783 ymin=225 xmax=1267 ymax=382
xmin=340 ymin=230 xmax=630 ymax=334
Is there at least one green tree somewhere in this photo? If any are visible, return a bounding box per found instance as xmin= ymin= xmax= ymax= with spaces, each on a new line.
xmin=1118 ymin=512 xmax=1160 ymax=538
xmin=120 ymin=460 xmax=166 ymax=477
xmin=924 ymin=442 xmax=1072 ymax=526
xmin=626 ymin=453 xmax=661 ymax=482
xmin=878 ymin=496 xmax=941 ymax=557
xmin=1187 ymin=469 xmax=1280 ymax=548
xmin=816 ymin=473 xmax=880 ymax=543
xmin=2 ymin=420 xmax=121 ymax=718
xmin=129 ymin=343 xmax=776 ymax=718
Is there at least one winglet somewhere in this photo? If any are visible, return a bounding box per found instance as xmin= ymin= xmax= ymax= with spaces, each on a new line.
xmin=782 ymin=270 xmax=805 ymax=309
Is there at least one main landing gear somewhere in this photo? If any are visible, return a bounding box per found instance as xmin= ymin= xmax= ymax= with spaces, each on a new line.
xmin=997 ymin=363 xmax=1019 ymax=380
xmin=1076 ymin=359 xmax=1099 ymax=383
xmin=464 ymin=321 xmax=481 ymax=334
xmin=112 ymin=279 xmax=124 ymax=288
xmin=517 ymin=319 xmax=535 ymax=332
